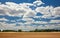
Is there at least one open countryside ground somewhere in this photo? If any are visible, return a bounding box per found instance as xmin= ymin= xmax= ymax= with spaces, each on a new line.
xmin=0 ymin=32 xmax=60 ymax=38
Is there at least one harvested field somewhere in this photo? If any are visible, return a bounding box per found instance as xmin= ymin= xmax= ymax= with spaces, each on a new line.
xmin=0 ymin=32 xmax=60 ymax=38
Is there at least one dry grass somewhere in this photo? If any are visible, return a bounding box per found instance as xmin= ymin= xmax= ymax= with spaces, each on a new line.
xmin=0 ymin=32 xmax=60 ymax=38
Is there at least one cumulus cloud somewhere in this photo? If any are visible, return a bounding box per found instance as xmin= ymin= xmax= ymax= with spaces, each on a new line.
xmin=49 ymin=20 xmax=60 ymax=23
xmin=0 ymin=21 xmax=37 ymax=31
xmin=0 ymin=0 xmax=44 ymax=17
xmin=37 ymin=24 xmax=60 ymax=29
xmin=53 ymin=7 xmax=60 ymax=16
xmin=33 ymin=0 xmax=44 ymax=6
xmin=0 ymin=22 xmax=17 ymax=30
xmin=0 ymin=18 xmax=8 ymax=21
xmin=32 ymin=21 xmax=48 ymax=24
xmin=35 ymin=6 xmax=60 ymax=19
xmin=0 ymin=2 xmax=34 ymax=16
xmin=0 ymin=0 xmax=60 ymax=31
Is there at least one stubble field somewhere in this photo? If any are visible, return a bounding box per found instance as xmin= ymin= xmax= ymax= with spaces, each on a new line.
xmin=0 ymin=32 xmax=60 ymax=38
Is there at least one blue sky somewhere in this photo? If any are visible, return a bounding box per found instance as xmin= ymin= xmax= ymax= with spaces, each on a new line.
xmin=0 ymin=0 xmax=36 ymax=3
xmin=0 ymin=0 xmax=60 ymax=31
xmin=0 ymin=0 xmax=60 ymax=7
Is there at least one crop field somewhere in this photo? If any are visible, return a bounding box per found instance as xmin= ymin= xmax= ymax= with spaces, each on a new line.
xmin=0 ymin=32 xmax=60 ymax=38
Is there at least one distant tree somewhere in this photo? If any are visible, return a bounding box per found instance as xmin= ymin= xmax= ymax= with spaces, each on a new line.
xmin=18 ymin=30 xmax=22 ymax=32
xmin=2 ymin=30 xmax=17 ymax=32
xmin=0 ymin=30 xmax=1 ymax=32
xmin=29 ymin=29 xmax=41 ymax=32
xmin=1 ymin=29 xmax=60 ymax=32
xmin=29 ymin=29 xmax=60 ymax=32
xmin=34 ymin=29 xmax=41 ymax=32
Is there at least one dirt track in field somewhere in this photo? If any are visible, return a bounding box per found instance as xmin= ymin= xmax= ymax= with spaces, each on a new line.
xmin=0 ymin=32 xmax=60 ymax=38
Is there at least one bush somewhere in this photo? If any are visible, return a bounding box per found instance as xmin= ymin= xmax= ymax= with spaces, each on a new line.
xmin=2 ymin=30 xmax=17 ymax=32
xmin=0 ymin=30 xmax=1 ymax=32
xmin=29 ymin=29 xmax=60 ymax=32
xmin=18 ymin=30 xmax=22 ymax=32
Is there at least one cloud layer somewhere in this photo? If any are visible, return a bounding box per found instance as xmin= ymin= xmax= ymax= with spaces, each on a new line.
xmin=0 ymin=0 xmax=60 ymax=31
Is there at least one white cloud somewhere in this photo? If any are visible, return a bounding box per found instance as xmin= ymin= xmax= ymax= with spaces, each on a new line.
xmin=23 ymin=17 xmax=34 ymax=22
xmin=0 ymin=21 xmax=60 ymax=31
xmin=0 ymin=18 xmax=8 ymax=21
xmin=0 ymin=0 xmax=44 ymax=17
xmin=0 ymin=22 xmax=36 ymax=31
xmin=49 ymin=20 xmax=60 ymax=23
xmin=35 ymin=6 xmax=60 ymax=18
xmin=0 ymin=2 xmax=35 ymax=17
xmin=37 ymin=24 xmax=60 ymax=29
xmin=25 ymin=25 xmax=37 ymax=31
xmin=19 ymin=3 xmax=33 ymax=7
xmin=33 ymin=0 xmax=44 ymax=6
xmin=35 ymin=6 xmax=53 ymax=15
xmin=52 ymin=7 xmax=60 ymax=16
xmin=33 ymin=21 xmax=48 ymax=24
xmin=0 ymin=22 xmax=16 ymax=30
xmin=42 ymin=15 xmax=51 ymax=18
xmin=0 ymin=0 xmax=60 ymax=17
xmin=0 ymin=0 xmax=60 ymax=31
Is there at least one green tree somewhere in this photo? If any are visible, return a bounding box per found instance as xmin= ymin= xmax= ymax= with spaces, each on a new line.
xmin=2 ymin=30 xmax=17 ymax=32
xmin=18 ymin=30 xmax=22 ymax=32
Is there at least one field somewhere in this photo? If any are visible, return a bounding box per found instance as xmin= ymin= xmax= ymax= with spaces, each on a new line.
xmin=0 ymin=32 xmax=60 ymax=38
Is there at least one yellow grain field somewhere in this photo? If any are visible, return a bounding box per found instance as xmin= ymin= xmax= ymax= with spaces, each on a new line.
xmin=0 ymin=32 xmax=60 ymax=38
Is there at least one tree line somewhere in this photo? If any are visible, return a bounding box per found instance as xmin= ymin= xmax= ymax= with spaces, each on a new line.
xmin=0 ymin=29 xmax=60 ymax=32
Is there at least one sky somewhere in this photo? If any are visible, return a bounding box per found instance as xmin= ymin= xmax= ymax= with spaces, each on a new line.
xmin=0 ymin=0 xmax=60 ymax=31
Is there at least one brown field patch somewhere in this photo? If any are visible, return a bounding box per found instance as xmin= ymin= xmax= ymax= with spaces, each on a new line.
xmin=0 ymin=32 xmax=60 ymax=38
